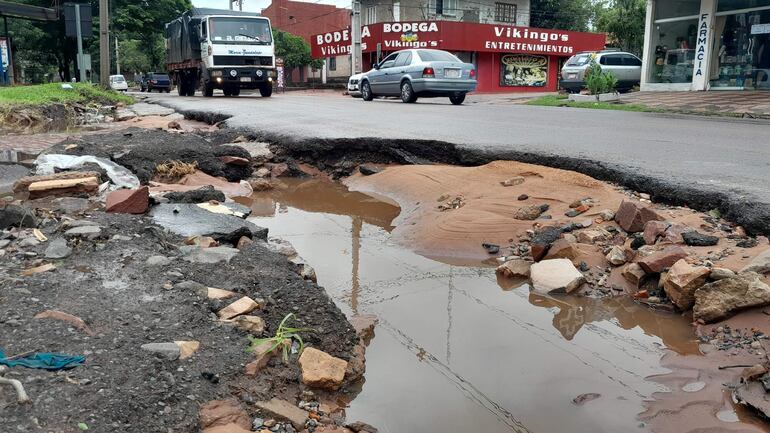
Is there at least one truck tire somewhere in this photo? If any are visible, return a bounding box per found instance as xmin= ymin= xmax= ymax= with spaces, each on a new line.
xmin=259 ymin=84 xmax=273 ymax=97
xmin=231 ymin=88 xmax=241 ymax=97
xmin=203 ymin=81 xmax=214 ymax=97
xmin=177 ymin=76 xmax=186 ymax=96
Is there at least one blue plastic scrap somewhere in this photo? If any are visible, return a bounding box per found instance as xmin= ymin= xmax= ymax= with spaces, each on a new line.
xmin=0 ymin=349 xmax=85 ymax=370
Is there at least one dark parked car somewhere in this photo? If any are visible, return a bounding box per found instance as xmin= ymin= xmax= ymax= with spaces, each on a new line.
xmin=140 ymin=73 xmax=172 ymax=93
xmin=360 ymin=49 xmax=477 ymax=105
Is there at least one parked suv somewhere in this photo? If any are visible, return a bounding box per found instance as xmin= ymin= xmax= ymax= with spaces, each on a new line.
xmin=561 ymin=50 xmax=642 ymax=93
xmin=140 ymin=73 xmax=172 ymax=93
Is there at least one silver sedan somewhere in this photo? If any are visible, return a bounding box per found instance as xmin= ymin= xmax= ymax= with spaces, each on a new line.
xmin=360 ymin=49 xmax=477 ymax=105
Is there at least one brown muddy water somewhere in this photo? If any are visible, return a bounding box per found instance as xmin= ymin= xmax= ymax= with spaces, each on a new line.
xmin=243 ymin=179 xmax=707 ymax=433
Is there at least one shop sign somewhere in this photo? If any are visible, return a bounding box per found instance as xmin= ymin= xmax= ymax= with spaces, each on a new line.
xmin=693 ymin=14 xmax=710 ymax=78
xmin=314 ymin=29 xmax=351 ymax=56
xmin=0 ymin=38 xmax=8 ymax=69
xmin=311 ymin=21 xmax=605 ymax=59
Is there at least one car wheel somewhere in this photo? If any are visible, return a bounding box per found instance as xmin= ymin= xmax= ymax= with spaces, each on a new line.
xmin=449 ymin=92 xmax=466 ymax=105
xmin=400 ymin=81 xmax=417 ymax=103
xmin=361 ymin=81 xmax=373 ymax=101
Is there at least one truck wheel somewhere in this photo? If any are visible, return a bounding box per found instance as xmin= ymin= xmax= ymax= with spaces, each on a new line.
xmin=203 ymin=81 xmax=214 ymax=97
xmin=259 ymin=84 xmax=272 ymax=97
xmin=177 ymin=78 xmax=185 ymax=96
xmin=223 ymin=87 xmax=232 ymax=97
xmin=231 ymin=88 xmax=241 ymax=97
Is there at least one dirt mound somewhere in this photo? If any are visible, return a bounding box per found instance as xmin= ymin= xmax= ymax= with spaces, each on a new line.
xmin=347 ymin=160 xmax=625 ymax=259
xmin=46 ymin=128 xmax=252 ymax=183
xmin=0 ymin=212 xmax=356 ymax=432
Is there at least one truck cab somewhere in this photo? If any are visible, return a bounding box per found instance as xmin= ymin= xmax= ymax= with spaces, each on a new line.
xmin=166 ymin=8 xmax=276 ymax=97
xmin=199 ymin=15 xmax=275 ymax=96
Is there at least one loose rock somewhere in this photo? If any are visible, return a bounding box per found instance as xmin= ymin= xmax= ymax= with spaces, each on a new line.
xmin=514 ymin=204 xmax=548 ymax=221
xmin=298 ymin=347 xmax=348 ymax=390
xmin=44 ymin=237 xmax=72 ymax=259
xmin=496 ymin=259 xmax=531 ymax=279
xmin=741 ymin=249 xmax=770 ymax=274
xmin=106 ymin=186 xmax=149 ymax=214
xmin=254 ymin=398 xmax=308 ymax=430
xmin=217 ymin=296 xmax=259 ymax=320
xmin=694 ymin=272 xmax=770 ymax=322
xmin=615 ymin=200 xmax=662 ymax=233
xmin=606 ymin=246 xmax=628 ymax=266
xmin=530 ymin=259 xmax=586 ymax=294
xmin=637 ymin=247 xmax=688 ymax=273
xmin=662 ymin=259 xmax=710 ymax=310
xmin=682 ymin=231 xmax=720 ymax=247
xmin=63 ymin=225 xmax=102 ymax=240
xmin=0 ymin=204 xmax=37 ymax=229
xmin=164 ymin=186 xmax=226 ymax=204
xmin=140 ymin=342 xmax=181 ymax=360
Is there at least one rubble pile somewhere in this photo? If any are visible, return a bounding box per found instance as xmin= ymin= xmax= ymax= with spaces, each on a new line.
xmin=0 ymin=122 xmax=377 ymax=433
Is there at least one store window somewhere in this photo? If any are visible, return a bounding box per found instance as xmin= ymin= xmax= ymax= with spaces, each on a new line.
xmin=500 ymin=54 xmax=547 ymax=87
xmin=365 ymin=6 xmax=376 ymax=25
xmin=495 ymin=3 xmax=517 ymax=23
xmin=649 ymin=18 xmax=699 ymax=83
xmin=328 ymin=56 xmax=336 ymax=71
xmin=710 ymin=2 xmax=770 ymax=89
xmin=432 ymin=0 xmax=458 ymax=16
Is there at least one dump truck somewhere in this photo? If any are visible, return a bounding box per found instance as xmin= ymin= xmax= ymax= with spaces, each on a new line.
xmin=165 ymin=7 xmax=275 ymax=97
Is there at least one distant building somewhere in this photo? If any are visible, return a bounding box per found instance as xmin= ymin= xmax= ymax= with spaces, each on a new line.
xmin=262 ymin=0 xmax=351 ymax=83
xmin=312 ymin=0 xmax=607 ymax=92
xmin=359 ymin=0 xmax=530 ymax=27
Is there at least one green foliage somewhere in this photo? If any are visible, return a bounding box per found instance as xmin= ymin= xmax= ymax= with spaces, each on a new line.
xmin=584 ymin=60 xmax=618 ymax=95
xmin=527 ymin=95 xmax=660 ymax=112
xmin=595 ymin=0 xmax=647 ymax=56
xmin=273 ymin=30 xmax=323 ymax=70
xmin=529 ymin=0 xmax=599 ymax=32
xmin=246 ymin=313 xmax=312 ymax=363
xmin=0 ymin=83 xmax=133 ymax=106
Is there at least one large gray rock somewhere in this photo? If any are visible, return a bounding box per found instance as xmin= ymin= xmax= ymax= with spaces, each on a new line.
xmin=180 ymin=245 xmax=239 ymax=264
xmin=741 ymin=249 xmax=770 ymax=274
xmin=44 ymin=237 xmax=72 ymax=259
xmin=0 ymin=204 xmax=37 ymax=229
xmin=64 ymin=225 xmax=102 ymax=240
xmin=140 ymin=342 xmax=180 ymax=360
xmin=0 ymin=164 xmax=30 ymax=194
xmin=149 ymin=203 xmax=267 ymax=243
xmin=129 ymin=102 xmax=175 ymax=116
xmin=530 ymin=258 xmax=586 ymax=294
xmin=693 ymin=272 xmax=770 ymax=323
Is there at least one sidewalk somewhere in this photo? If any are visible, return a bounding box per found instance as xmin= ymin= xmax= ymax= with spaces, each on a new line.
xmin=622 ymin=91 xmax=770 ymax=118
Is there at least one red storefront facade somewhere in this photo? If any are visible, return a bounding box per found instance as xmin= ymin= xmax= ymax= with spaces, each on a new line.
xmin=312 ymin=21 xmax=606 ymax=93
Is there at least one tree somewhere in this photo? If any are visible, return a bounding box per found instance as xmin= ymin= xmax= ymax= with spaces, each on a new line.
xmin=595 ymin=0 xmax=647 ymax=56
xmin=529 ymin=0 xmax=598 ymax=32
xmin=273 ymin=30 xmax=323 ymax=70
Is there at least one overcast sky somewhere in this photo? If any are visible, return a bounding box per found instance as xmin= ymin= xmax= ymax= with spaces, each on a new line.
xmin=193 ymin=0 xmax=351 ymax=13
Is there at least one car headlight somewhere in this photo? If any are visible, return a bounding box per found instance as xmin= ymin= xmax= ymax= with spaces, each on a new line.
xmin=211 ymin=70 xmax=222 ymax=77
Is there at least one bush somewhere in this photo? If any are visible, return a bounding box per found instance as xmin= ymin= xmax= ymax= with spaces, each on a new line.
xmin=584 ymin=60 xmax=618 ymax=95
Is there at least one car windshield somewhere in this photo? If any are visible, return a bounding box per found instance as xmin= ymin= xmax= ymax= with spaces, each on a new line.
xmin=417 ymin=50 xmax=460 ymax=62
xmin=209 ymin=17 xmax=272 ymax=45
xmin=566 ymin=54 xmax=593 ymax=66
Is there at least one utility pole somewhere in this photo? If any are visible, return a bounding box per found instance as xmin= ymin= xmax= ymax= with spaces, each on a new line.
xmin=115 ymin=35 xmax=120 ymax=75
xmin=99 ymin=0 xmax=109 ymax=87
xmin=351 ymin=0 xmax=362 ymax=74
xmin=74 ymin=3 xmax=86 ymax=82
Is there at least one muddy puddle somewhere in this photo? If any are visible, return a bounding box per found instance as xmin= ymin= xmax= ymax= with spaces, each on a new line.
xmin=242 ymin=178 xmax=746 ymax=433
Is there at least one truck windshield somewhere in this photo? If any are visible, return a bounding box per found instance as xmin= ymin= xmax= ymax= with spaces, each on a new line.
xmin=209 ymin=17 xmax=272 ymax=45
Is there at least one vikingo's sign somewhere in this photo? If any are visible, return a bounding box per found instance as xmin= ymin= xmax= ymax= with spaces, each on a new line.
xmin=311 ymin=21 xmax=605 ymax=59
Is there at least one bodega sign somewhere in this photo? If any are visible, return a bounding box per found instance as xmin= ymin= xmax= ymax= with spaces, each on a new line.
xmin=315 ymin=29 xmax=351 ymax=56
xmin=311 ymin=21 xmax=605 ymax=59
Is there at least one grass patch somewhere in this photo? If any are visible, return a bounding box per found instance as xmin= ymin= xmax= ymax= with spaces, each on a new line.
xmin=0 ymin=83 xmax=133 ymax=107
xmin=527 ymin=94 xmax=662 ymax=113
xmin=247 ymin=313 xmax=312 ymax=362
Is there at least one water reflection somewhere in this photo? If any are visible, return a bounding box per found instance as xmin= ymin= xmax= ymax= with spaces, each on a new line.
xmin=245 ymin=178 xmax=700 ymax=433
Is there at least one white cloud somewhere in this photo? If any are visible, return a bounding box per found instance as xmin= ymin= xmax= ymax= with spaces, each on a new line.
xmin=192 ymin=0 xmax=351 ymax=13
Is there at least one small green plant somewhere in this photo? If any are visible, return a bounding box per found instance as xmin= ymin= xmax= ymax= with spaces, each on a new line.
xmin=246 ymin=313 xmax=312 ymax=362
xmin=584 ymin=60 xmax=618 ymax=95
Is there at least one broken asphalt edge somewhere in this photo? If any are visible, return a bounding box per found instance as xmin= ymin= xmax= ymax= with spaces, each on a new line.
xmin=151 ymin=101 xmax=770 ymax=238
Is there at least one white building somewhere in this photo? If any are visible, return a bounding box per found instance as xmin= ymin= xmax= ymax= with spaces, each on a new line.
xmin=641 ymin=0 xmax=770 ymax=91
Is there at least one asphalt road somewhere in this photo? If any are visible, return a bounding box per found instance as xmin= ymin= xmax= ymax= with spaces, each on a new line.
xmin=143 ymin=91 xmax=770 ymax=219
